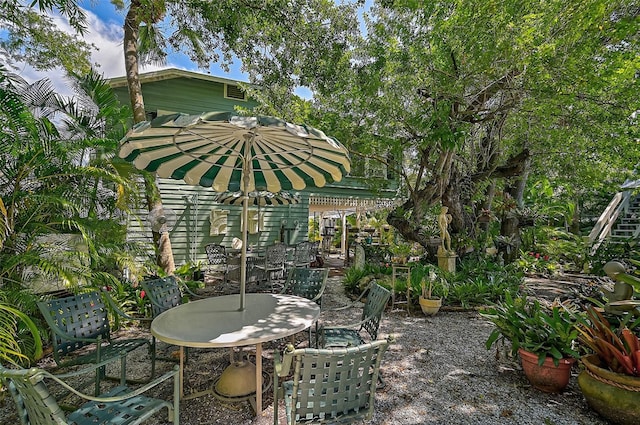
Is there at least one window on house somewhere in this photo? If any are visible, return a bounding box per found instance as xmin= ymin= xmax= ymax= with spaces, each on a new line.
xmin=225 ymin=84 xmax=246 ymax=101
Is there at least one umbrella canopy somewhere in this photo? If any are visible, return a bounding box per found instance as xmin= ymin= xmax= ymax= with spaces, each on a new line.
xmin=119 ymin=111 xmax=350 ymax=310
xmin=213 ymin=191 xmax=300 ymax=207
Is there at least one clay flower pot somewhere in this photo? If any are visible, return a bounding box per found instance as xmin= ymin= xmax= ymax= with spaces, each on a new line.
xmin=419 ymin=296 xmax=442 ymax=316
xmin=578 ymin=354 xmax=640 ymax=425
xmin=518 ymin=348 xmax=576 ymax=393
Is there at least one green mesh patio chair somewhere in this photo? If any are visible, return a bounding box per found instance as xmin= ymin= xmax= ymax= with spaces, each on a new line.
xmin=140 ymin=276 xmax=200 ymax=364
xmin=37 ymin=290 xmax=154 ymax=396
xmin=279 ymin=268 xmax=329 ymax=345
xmin=316 ymin=281 xmax=391 ymax=349
xmin=0 ymin=354 xmax=179 ymax=425
xmin=273 ymin=339 xmax=389 ymax=425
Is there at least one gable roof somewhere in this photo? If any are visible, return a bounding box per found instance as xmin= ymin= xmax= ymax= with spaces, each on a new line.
xmin=108 ymin=68 xmax=252 ymax=89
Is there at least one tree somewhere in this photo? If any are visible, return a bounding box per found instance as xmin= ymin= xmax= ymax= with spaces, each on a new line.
xmin=287 ymin=0 xmax=639 ymax=261
xmin=0 ymin=0 xmax=92 ymax=73
xmin=116 ymin=0 xmax=360 ymax=272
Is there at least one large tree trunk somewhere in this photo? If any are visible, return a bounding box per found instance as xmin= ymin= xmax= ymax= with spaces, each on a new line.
xmin=124 ymin=1 xmax=175 ymax=274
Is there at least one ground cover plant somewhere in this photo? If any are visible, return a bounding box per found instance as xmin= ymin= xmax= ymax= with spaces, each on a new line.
xmin=343 ymin=252 xmax=523 ymax=309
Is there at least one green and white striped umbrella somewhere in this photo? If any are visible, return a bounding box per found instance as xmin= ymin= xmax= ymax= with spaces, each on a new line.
xmin=118 ymin=111 xmax=350 ymax=310
xmin=213 ymin=191 xmax=300 ymax=207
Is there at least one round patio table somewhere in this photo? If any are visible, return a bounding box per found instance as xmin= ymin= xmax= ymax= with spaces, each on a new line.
xmin=150 ymin=293 xmax=320 ymax=412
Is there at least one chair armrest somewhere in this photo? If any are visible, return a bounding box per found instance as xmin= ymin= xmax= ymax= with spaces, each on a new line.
xmin=317 ymin=319 xmax=367 ymax=334
xmin=44 ymin=355 xmax=179 ymax=403
xmin=100 ymin=289 xmax=152 ymax=324
xmin=179 ymin=280 xmax=206 ymax=300
xmin=45 ymin=324 xmax=106 ymax=345
xmin=274 ymin=344 xmax=296 ymax=378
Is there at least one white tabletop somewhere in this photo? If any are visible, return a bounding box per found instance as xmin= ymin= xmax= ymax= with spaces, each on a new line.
xmin=150 ymin=293 xmax=320 ymax=348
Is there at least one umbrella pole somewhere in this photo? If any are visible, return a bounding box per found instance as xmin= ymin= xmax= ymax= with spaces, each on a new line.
xmin=239 ymin=135 xmax=252 ymax=311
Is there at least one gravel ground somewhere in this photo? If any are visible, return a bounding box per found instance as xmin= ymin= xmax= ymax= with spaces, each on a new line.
xmin=0 ymin=265 xmax=611 ymax=425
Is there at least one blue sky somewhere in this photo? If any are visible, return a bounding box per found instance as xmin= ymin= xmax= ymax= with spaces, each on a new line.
xmin=75 ymin=1 xmax=251 ymax=82
xmin=21 ymin=1 xmax=372 ymax=99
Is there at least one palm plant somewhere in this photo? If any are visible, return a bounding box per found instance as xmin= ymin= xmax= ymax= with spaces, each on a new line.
xmin=0 ymin=66 xmax=146 ymax=363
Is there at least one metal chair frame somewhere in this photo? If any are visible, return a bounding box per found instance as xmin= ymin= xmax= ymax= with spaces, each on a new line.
xmin=317 ymin=281 xmax=391 ymax=349
xmin=273 ymin=339 xmax=389 ymax=425
xmin=37 ymin=290 xmax=154 ymax=396
xmin=256 ymin=242 xmax=287 ymax=288
xmin=205 ymin=243 xmax=231 ymax=283
xmin=292 ymin=241 xmax=312 ymax=268
xmin=0 ymin=354 xmax=179 ymax=425
xmin=140 ymin=276 xmax=201 ymax=364
xmin=280 ymin=268 xmax=329 ymax=345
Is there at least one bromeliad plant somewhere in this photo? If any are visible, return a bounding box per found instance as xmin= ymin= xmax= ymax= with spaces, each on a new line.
xmin=481 ymin=293 xmax=581 ymax=366
xmin=576 ymin=306 xmax=640 ymax=376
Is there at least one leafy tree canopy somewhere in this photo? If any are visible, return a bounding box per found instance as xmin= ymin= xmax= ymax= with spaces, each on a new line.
xmin=0 ymin=1 xmax=93 ymax=73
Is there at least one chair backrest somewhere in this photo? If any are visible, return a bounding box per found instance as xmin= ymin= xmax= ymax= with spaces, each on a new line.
xmin=140 ymin=276 xmax=182 ymax=317
xmin=37 ymin=291 xmax=110 ymax=364
xmin=265 ymin=243 xmax=287 ymax=268
xmin=205 ymin=243 xmax=227 ymax=267
xmin=293 ymin=241 xmax=311 ymax=266
xmin=281 ymin=268 xmax=329 ymax=306
xmin=0 ymin=366 xmax=66 ymax=425
xmin=276 ymin=339 xmax=389 ymax=424
xmin=360 ymin=282 xmax=391 ymax=341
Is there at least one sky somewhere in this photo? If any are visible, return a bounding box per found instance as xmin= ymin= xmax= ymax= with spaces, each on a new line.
xmin=18 ymin=1 xmax=373 ymax=100
xmin=18 ymin=1 xmax=251 ymax=96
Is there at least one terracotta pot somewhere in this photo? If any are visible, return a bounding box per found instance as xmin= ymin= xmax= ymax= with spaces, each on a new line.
xmin=518 ymin=348 xmax=575 ymax=393
xmin=578 ymin=354 xmax=640 ymax=425
xmin=419 ymin=296 xmax=442 ymax=316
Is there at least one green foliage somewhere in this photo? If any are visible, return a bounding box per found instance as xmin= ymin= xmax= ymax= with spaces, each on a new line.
xmin=0 ymin=67 xmax=141 ymax=289
xmin=0 ymin=289 xmax=43 ymax=366
xmin=0 ymin=67 xmax=145 ymax=363
xmin=343 ymin=263 xmax=391 ymax=295
xmin=590 ymin=242 xmax=640 ymax=276
xmin=87 ymin=274 xmax=150 ymax=324
xmin=343 ymin=266 xmax=370 ymax=294
xmin=481 ymin=294 xmax=582 ymax=366
xmin=0 ymin=1 xmax=92 ymax=73
xmin=519 ymin=226 xmax=588 ymax=274
xmin=446 ymin=254 xmax=524 ymax=308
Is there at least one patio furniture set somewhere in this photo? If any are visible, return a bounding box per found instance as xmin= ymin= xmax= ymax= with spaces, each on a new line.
xmin=0 ymin=260 xmax=392 ymax=425
xmin=205 ymin=241 xmax=319 ymax=291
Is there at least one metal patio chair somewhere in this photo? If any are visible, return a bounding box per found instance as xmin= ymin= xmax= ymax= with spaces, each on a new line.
xmin=140 ymin=276 xmax=201 ymax=364
xmin=37 ymin=290 xmax=154 ymax=396
xmin=205 ymin=243 xmax=232 ymax=283
xmin=273 ymin=339 xmax=390 ymax=425
xmin=292 ymin=241 xmax=312 ymax=268
xmin=316 ymin=281 xmax=391 ymax=349
xmin=279 ymin=268 xmax=329 ymax=345
xmin=0 ymin=354 xmax=179 ymax=425
xmin=255 ymin=242 xmax=287 ymax=290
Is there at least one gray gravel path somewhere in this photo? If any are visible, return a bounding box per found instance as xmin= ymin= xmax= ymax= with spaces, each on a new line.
xmin=0 ymin=272 xmax=610 ymax=425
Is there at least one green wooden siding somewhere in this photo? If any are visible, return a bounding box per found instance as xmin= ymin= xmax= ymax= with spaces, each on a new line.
xmin=110 ymin=69 xmax=398 ymax=267
xmin=111 ymin=77 xmax=259 ymax=116
xmin=128 ymin=179 xmax=309 ymax=266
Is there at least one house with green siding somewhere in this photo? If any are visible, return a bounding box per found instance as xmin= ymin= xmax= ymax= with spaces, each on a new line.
xmin=109 ymin=68 xmax=399 ymax=267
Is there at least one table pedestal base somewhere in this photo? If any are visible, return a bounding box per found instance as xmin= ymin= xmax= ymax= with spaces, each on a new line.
xmin=215 ymin=360 xmax=259 ymax=398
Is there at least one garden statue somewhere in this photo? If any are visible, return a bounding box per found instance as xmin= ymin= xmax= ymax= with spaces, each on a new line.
xmin=437 ymin=206 xmax=456 ymax=273
xmin=438 ymin=206 xmax=453 ymax=254
xmin=602 ymin=261 xmax=640 ymax=316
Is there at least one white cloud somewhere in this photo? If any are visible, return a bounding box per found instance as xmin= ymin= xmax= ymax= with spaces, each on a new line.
xmin=17 ymin=7 xmax=168 ymax=95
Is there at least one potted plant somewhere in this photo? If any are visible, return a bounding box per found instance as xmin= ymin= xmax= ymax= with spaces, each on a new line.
xmin=418 ymin=269 xmax=447 ymax=316
xmin=481 ymin=294 xmax=580 ymax=393
xmin=575 ymin=306 xmax=640 ymax=425
xmin=390 ymin=242 xmax=412 ymax=265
